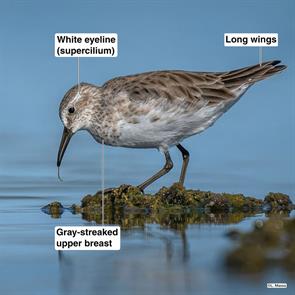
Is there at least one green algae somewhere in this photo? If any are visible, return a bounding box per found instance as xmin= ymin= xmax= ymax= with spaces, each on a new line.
xmin=80 ymin=183 xmax=292 ymax=214
xmin=264 ymin=192 xmax=293 ymax=211
xmin=41 ymin=201 xmax=64 ymax=218
xmin=42 ymin=186 xmax=295 ymax=273
xmin=79 ymin=210 xmax=259 ymax=231
xmin=225 ymin=217 xmax=295 ymax=273
xmin=43 ymin=184 xmax=293 ymax=229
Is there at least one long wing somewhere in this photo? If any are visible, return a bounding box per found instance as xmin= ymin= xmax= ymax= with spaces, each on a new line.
xmin=102 ymin=60 xmax=286 ymax=107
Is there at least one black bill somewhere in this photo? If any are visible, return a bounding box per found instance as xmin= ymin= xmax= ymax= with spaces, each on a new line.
xmin=57 ymin=127 xmax=73 ymax=167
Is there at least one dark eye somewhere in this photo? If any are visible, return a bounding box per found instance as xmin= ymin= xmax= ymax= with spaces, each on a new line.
xmin=68 ymin=107 xmax=75 ymax=114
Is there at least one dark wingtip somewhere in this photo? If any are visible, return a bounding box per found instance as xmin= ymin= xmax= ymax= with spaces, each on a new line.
xmin=271 ymin=60 xmax=281 ymax=66
xmin=265 ymin=63 xmax=287 ymax=76
xmin=269 ymin=60 xmax=287 ymax=72
xmin=275 ymin=65 xmax=287 ymax=71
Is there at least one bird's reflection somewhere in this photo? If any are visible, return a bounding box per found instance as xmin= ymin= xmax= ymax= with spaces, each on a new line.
xmin=49 ymin=202 xmax=294 ymax=295
xmin=55 ymin=208 xmax=268 ymax=295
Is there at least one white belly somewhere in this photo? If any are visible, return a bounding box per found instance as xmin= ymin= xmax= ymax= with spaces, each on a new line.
xmin=115 ymin=101 xmax=230 ymax=149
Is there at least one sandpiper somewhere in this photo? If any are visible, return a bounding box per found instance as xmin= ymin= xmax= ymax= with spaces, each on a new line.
xmin=57 ymin=60 xmax=286 ymax=191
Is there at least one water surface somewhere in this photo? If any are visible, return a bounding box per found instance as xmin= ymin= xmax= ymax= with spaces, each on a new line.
xmin=0 ymin=174 xmax=294 ymax=295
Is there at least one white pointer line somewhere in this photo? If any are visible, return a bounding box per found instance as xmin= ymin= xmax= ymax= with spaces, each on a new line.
xmin=77 ymin=57 xmax=80 ymax=93
xmin=259 ymin=47 xmax=263 ymax=66
xmin=101 ymin=139 xmax=105 ymax=225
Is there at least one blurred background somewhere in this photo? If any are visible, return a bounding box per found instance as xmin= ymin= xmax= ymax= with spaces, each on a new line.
xmin=0 ymin=0 xmax=294 ymax=200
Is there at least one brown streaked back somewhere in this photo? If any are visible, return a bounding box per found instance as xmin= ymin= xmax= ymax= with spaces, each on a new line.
xmin=101 ymin=60 xmax=286 ymax=106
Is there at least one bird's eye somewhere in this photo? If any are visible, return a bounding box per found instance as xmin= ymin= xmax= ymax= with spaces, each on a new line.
xmin=68 ymin=107 xmax=75 ymax=114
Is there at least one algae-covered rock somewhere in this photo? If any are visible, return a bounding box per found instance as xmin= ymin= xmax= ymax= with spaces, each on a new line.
xmin=41 ymin=201 xmax=64 ymax=218
xmin=204 ymin=195 xmax=230 ymax=212
xmin=283 ymin=245 xmax=295 ymax=272
xmin=263 ymin=192 xmax=293 ymax=211
xmin=223 ymin=194 xmax=262 ymax=211
xmin=225 ymin=217 xmax=295 ymax=273
xmin=226 ymin=245 xmax=266 ymax=272
xmin=83 ymin=185 xmax=151 ymax=209
xmin=80 ymin=183 xmax=292 ymax=214
xmin=70 ymin=204 xmax=81 ymax=214
xmin=156 ymin=183 xmax=187 ymax=206
xmin=80 ymin=209 xmax=258 ymax=230
xmin=42 ymin=185 xmax=293 ymax=227
xmin=154 ymin=183 xmax=206 ymax=207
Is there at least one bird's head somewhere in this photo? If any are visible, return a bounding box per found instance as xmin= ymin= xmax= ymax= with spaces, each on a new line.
xmin=57 ymin=83 xmax=100 ymax=168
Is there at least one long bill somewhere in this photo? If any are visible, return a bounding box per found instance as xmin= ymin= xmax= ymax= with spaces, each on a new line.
xmin=57 ymin=127 xmax=73 ymax=168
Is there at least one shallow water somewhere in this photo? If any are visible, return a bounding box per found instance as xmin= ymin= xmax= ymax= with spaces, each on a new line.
xmin=0 ymin=175 xmax=294 ymax=295
xmin=0 ymin=128 xmax=294 ymax=295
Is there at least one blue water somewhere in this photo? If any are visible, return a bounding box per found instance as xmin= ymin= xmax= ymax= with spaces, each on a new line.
xmin=0 ymin=166 xmax=294 ymax=295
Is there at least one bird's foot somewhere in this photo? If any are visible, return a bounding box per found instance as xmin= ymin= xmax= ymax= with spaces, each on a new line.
xmin=96 ymin=184 xmax=143 ymax=196
xmin=136 ymin=185 xmax=145 ymax=194
xmin=96 ymin=187 xmax=117 ymax=195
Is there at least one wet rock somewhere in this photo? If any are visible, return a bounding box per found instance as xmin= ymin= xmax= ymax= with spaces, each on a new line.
xmin=263 ymin=192 xmax=293 ymax=211
xmin=42 ymin=185 xmax=293 ymax=227
xmin=80 ymin=184 xmax=293 ymax=214
xmin=204 ymin=195 xmax=230 ymax=212
xmin=225 ymin=195 xmax=263 ymax=211
xmin=225 ymin=217 xmax=295 ymax=273
xmin=226 ymin=245 xmax=266 ymax=272
xmin=41 ymin=201 xmax=64 ymax=218
xmin=70 ymin=204 xmax=81 ymax=214
xmin=80 ymin=209 xmax=259 ymax=230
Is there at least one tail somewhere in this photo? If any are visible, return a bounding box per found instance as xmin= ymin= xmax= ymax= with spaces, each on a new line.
xmin=219 ymin=60 xmax=287 ymax=90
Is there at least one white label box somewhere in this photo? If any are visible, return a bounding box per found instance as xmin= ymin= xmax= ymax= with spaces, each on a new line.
xmin=224 ymin=33 xmax=278 ymax=47
xmin=267 ymin=283 xmax=287 ymax=288
xmin=55 ymin=33 xmax=118 ymax=57
xmin=55 ymin=226 xmax=121 ymax=250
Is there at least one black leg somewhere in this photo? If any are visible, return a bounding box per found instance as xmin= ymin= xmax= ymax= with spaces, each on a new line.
xmin=176 ymin=144 xmax=190 ymax=185
xmin=138 ymin=150 xmax=173 ymax=191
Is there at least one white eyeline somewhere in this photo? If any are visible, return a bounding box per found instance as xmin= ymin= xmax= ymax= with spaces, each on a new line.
xmin=72 ymin=92 xmax=81 ymax=104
